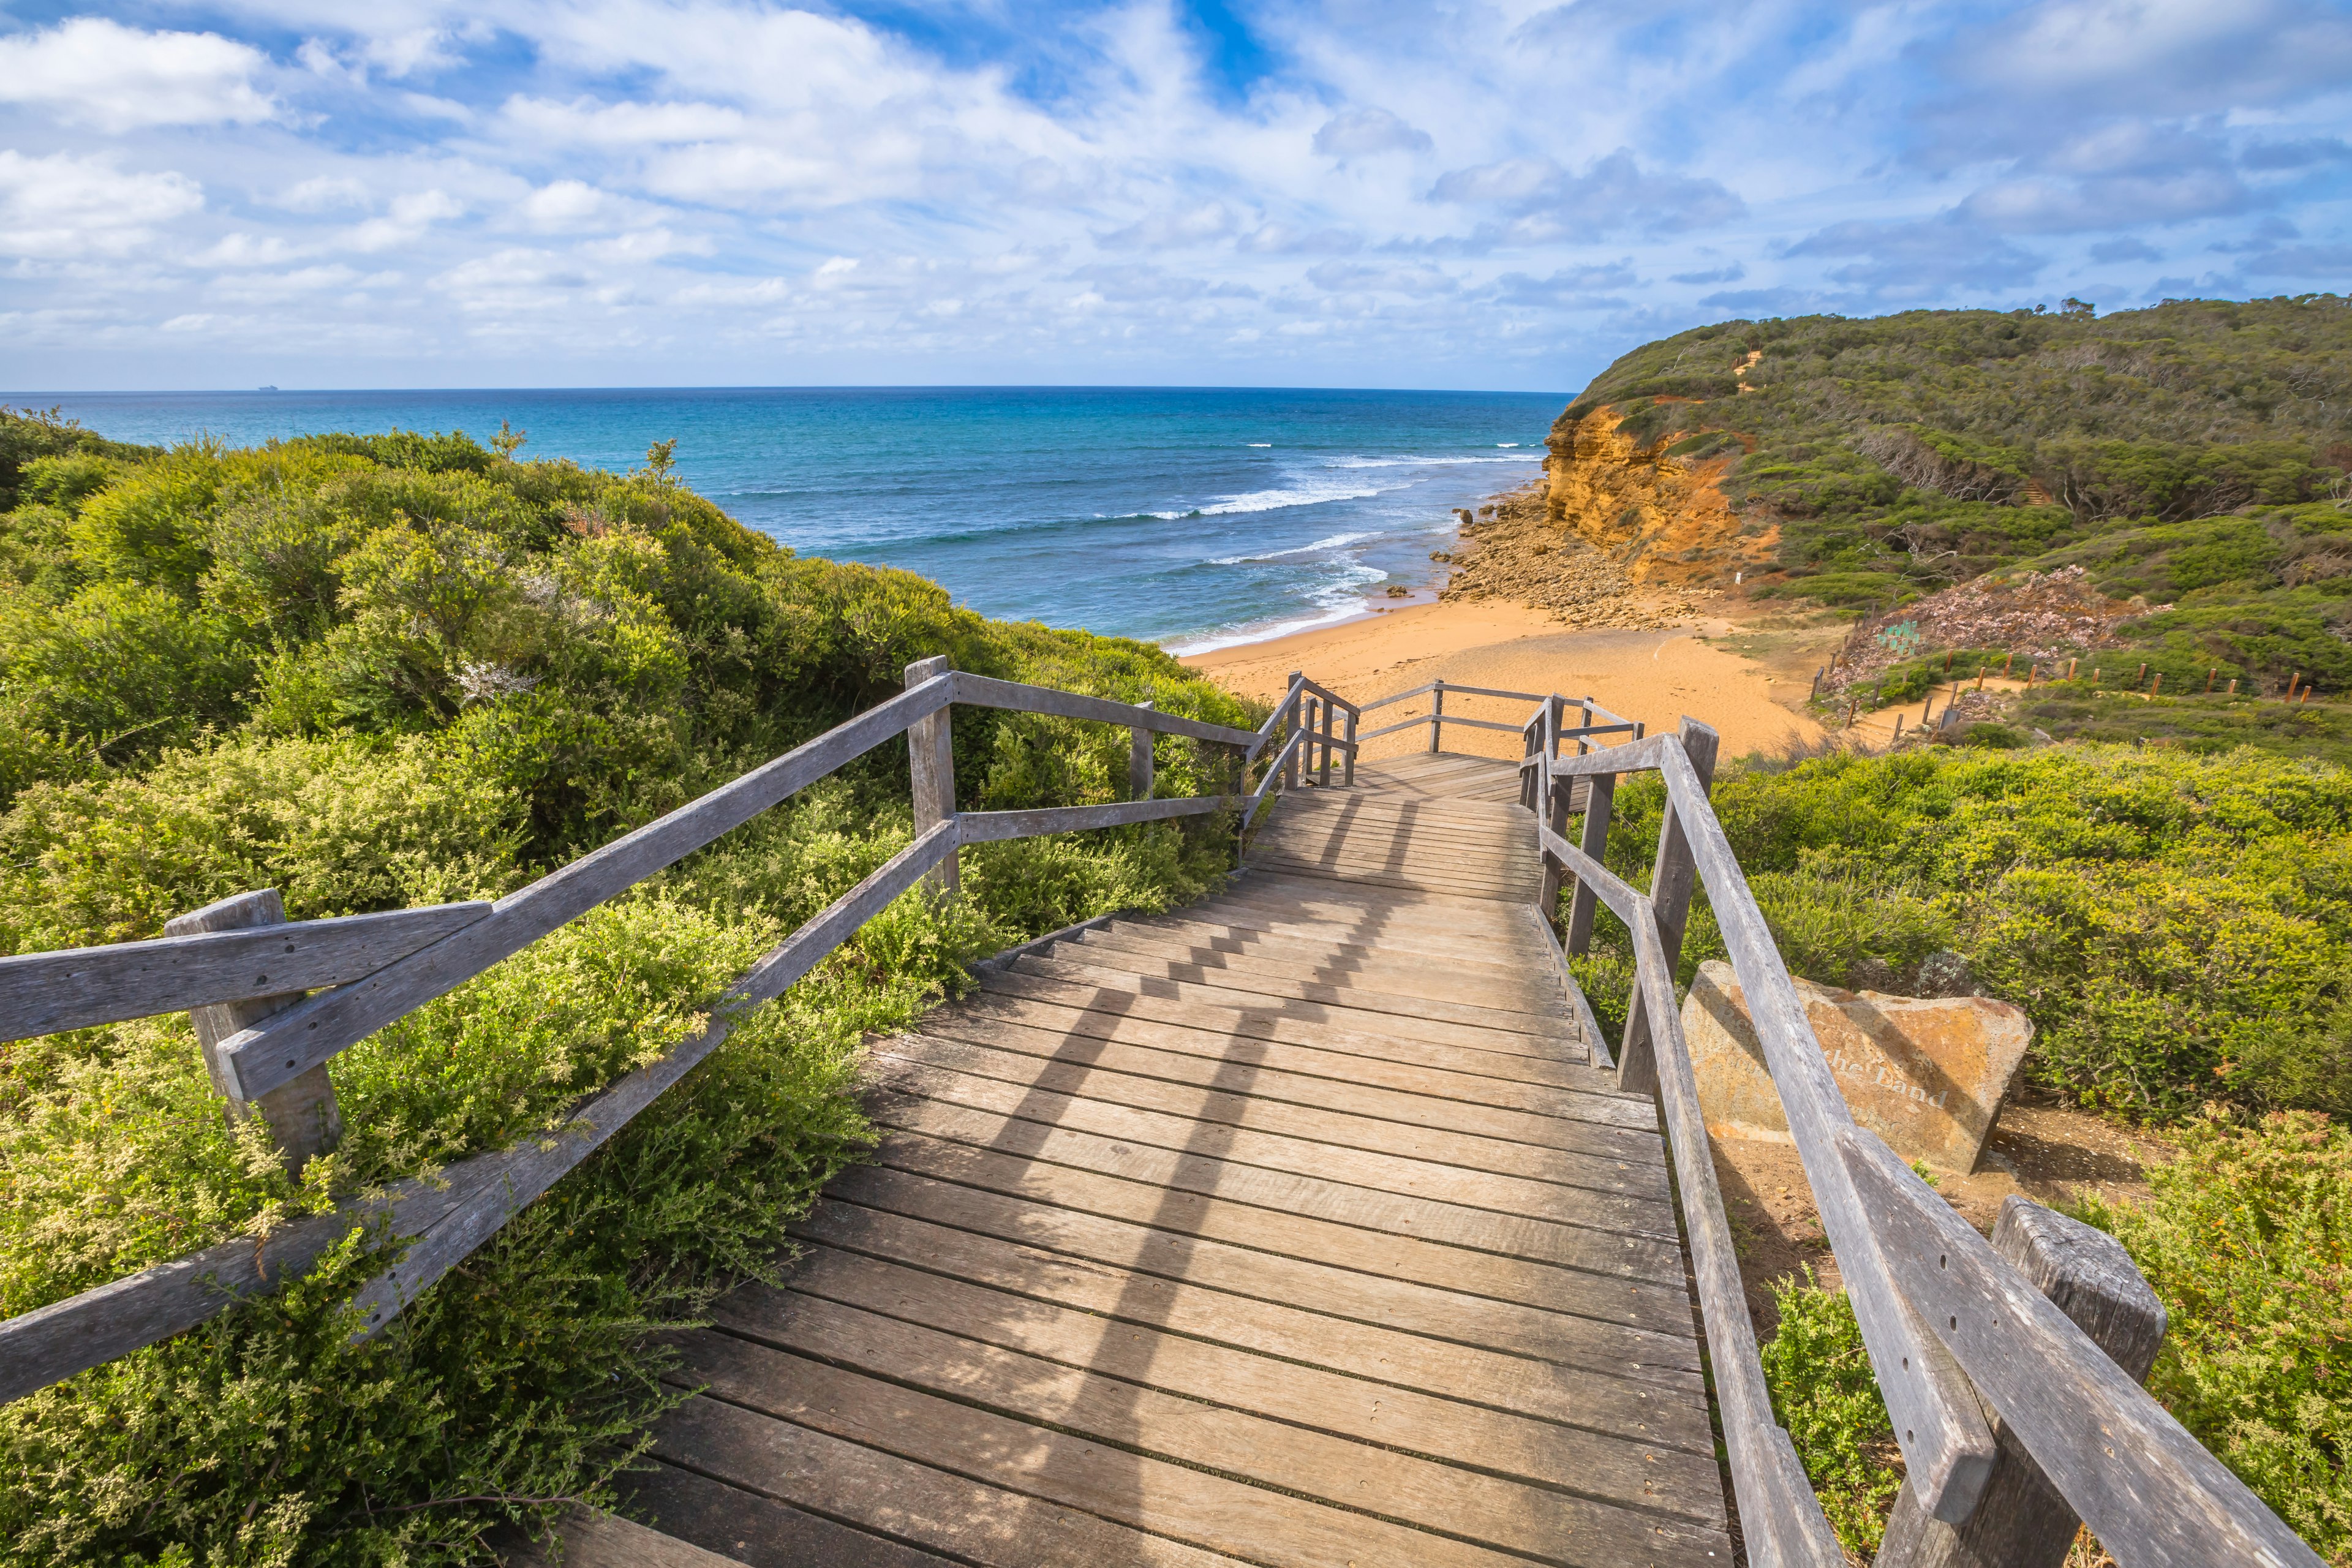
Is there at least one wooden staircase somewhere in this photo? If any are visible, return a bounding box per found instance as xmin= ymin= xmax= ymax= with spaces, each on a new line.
xmin=537 ymin=755 xmax=1731 ymax=1567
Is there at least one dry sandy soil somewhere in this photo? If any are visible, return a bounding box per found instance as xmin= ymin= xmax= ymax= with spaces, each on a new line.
xmin=1183 ymin=596 xmax=1834 ymax=763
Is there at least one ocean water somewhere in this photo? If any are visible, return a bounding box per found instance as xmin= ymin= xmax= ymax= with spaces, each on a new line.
xmin=26 ymin=386 xmax=1561 ymax=650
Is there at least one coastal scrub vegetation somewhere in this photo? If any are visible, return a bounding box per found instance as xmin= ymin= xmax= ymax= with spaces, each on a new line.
xmin=1562 ymin=740 xmax=2352 ymax=1556
xmin=1566 ymin=295 xmax=2352 ymax=701
xmin=0 ymin=408 xmax=1257 ymax=1564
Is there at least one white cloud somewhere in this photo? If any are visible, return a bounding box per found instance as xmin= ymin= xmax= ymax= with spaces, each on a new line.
xmin=0 ymin=18 xmax=277 ymax=132
xmin=1313 ymin=108 xmax=1434 ymax=159
xmin=0 ymin=151 xmax=204 ymax=260
xmin=344 ymin=189 xmax=465 ymax=252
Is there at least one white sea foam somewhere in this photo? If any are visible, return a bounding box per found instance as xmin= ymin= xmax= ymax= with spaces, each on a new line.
xmin=1246 ymin=442 xmax=1271 ymax=447
xmin=1164 ymin=562 xmax=1390 ymax=655
xmin=1207 ymin=530 xmax=1376 ymax=566
xmin=1322 ymin=453 xmax=1539 ymax=470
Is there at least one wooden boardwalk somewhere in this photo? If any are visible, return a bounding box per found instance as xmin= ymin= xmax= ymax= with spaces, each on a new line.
xmin=559 ymin=755 xmax=1728 ymax=1567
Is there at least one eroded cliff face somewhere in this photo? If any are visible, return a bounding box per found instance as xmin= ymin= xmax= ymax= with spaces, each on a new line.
xmin=1544 ymin=407 xmax=1755 ymax=585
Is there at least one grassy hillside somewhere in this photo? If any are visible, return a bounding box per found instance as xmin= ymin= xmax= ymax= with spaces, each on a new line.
xmin=0 ymin=409 xmax=1258 ymax=1565
xmin=1570 ymin=294 xmax=2352 ymax=593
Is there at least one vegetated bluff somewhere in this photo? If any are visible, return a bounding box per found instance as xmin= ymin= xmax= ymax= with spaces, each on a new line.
xmin=1542 ymin=295 xmax=2352 ymax=627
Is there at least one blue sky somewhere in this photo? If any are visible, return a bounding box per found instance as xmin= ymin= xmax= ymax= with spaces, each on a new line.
xmin=1 ymin=0 xmax=2348 ymax=391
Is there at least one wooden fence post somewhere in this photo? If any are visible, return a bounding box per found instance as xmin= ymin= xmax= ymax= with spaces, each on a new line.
xmin=1429 ymin=679 xmax=1446 ymax=753
xmin=1129 ymin=701 xmax=1155 ymax=802
xmin=1537 ymin=701 xmax=1570 ymax=918
xmin=1616 ymin=718 xmax=1719 ymax=1097
xmin=905 ymin=655 xmax=959 ymax=896
xmin=1566 ymin=715 xmax=1633 ymax=956
xmin=1877 ymin=1197 xmax=2168 ymax=1568
xmin=1341 ymin=703 xmax=1357 ymax=788
xmin=1318 ymin=694 xmax=1335 ymax=788
xmin=167 ymin=890 xmax=341 ymax=1174
xmin=1283 ymin=673 xmax=1303 ymax=791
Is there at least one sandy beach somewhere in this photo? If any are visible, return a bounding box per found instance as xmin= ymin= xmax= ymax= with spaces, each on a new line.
xmin=1182 ymin=595 xmax=1834 ymax=763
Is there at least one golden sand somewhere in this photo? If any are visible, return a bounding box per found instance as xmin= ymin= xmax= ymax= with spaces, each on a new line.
xmin=1181 ymin=597 xmax=1828 ymax=764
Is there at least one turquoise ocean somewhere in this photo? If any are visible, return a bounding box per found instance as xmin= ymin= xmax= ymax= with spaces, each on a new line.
xmin=27 ymin=386 xmax=1561 ymax=651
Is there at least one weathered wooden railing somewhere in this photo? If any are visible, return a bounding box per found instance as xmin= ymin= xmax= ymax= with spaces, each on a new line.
xmin=1313 ymin=676 xmax=2321 ymax=1568
xmin=0 ymin=663 xmax=1273 ymax=1405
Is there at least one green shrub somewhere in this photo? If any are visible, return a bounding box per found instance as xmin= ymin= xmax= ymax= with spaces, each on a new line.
xmin=1762 ymin=1268 xmax=1902 ymax=1555
xmin=0 ymin=410 xmax=1266 ymax=1561
xmin=2083 ymin=1111 xmax=2352 ymax=1559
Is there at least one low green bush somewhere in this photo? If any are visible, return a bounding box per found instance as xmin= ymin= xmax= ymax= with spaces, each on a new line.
xmin=1761 ymin=1268 xmax=1901 ymax=1556
xmin=1567 ymin=743 xmax=2352 ymax=1120
xmin=2082 ymin=1110 xmax=2352 ymax=1559
xmin=0 ymin=413 xmax=1260 ymax=1563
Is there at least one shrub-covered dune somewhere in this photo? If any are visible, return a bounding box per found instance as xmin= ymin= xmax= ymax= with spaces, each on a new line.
xmin=0 ymin=410 xmax=1257 ymax=1565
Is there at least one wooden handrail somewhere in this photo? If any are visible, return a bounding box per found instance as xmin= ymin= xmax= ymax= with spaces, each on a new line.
xmin=0 ymin=668 xmax=1254 ymax=1406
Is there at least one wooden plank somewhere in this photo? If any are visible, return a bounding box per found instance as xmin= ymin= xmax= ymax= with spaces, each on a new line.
xmin=865 ymin=1061 xmax=1681 ymax=1236
xmin=505 ymin=1506 xmax=750 ymax=1567
xmin=801 ymin=1178 xmax=1703 ymax=1400
xmin=1844 ymin=1127 xmax=2322 ymax=1568
xmin=1110 ymin=907 xmax=1552 ymax=982
xmin=860 ymin=1095 xmax=1691 ymax=1283
xmin=895 ymin=1012 xmax=1635 ymax=1157
xmin=1003 ymin=953 xmax=1580 ymax=1056
xmin=219 ymin=670 xmax=959 ymax=1102
xmin=1207 ymin=881 xmax=1536 ymax=933
xmin=671 ymin=1334 xmax=1551 ymax=1568
xmin=949 ymin=990 xmax=1651 ymax=1125
xmin=650 ymin=1395 xmax=1246 ymax=1568
xmin=951 ymin=671 xmax=1260 ymax=746
xmin=1058 ymin=930 xmax=1571 ymax=1030
xmin=1166 ymin=898 xmax=1544 ymax=957
xmin=705 ymin=1291 xmax=1725 ymax=1564
xmin=613 ymin=1461 xmax=963 ymax=1567
xmin=874 ymin=1034 xmax=1667 ymax=1199
xmin=957 ymin=794 xmax=1232 ymax=842
xmin=1659 ymin=737 xmax=1997 ymax=1523
xmin=971 ymin=969 xmax=1618 ymax=1090
xmin=0 ymin=1161 xmax=496 ymax=1403
xmin=1061 ymin=925 xmax=1567 ymax=1016
xmin=1630 ymin=892 xmax=1844 ymax=1568
xmin=733 ymin=1258 xmax=1727 ymax=1539
xmin=0 ymin=900 xmax=492 ymax=1042
xmin=342 ymin=821 xmax=960 ymax=1336
xmin=1243 ymin=853 xmax=1538 ymax=897
xmin=1240 ymin=860 xmax=1536 ymax=901
xmin=859 ymin=1131 xmax=1696 ymax=1336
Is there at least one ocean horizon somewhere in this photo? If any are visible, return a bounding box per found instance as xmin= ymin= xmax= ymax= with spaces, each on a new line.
xmin=18 ymin=385 xmax=1561 ymax=652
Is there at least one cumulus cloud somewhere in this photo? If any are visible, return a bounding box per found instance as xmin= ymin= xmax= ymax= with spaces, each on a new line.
xmin=1785 ymin=216 xmax=2045 ymax=293
xmin=1313 ymin=108 xmax=1433 ymax=158
xmin=1427 ymin=150 xmax=1746 ymax=242
xmin=0 ymin=18 xmax=277 ymax=132
xmin=0 ymin=151 xmax=204 ymax=260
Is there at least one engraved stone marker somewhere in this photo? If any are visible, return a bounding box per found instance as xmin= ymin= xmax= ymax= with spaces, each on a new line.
xmin=1681 ymin=959 xmax=2033 ymax=1173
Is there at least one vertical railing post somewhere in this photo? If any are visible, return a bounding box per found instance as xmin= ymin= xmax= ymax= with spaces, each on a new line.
xmin=1567 ymin=706 xmax=1632 ymax=956
xmin=168 ymin=889 xmax=341 ymax=1174
xmin=1616 ymin=717 xmax=1719 ymax=1096
xmin=1429 ymin=679 xmax=1446 ymax=753
xmin=1317 ymin=692 xmax=1334 ymax=788
xmin=1538 ymin=701 xmax=1572 ymax=921
xmin=1876 ymin=1197 xmax=2168 ymax=1568
xmin=1283 ymin=673 xmax=1303 ymax=791
xmin=1341 ymin=703 xmax=1357 ymax=788
xmin=905 ymin=655 xmax=959 ymax=896
xmin=1129 ymin=701 xmax=1155 ymax=802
